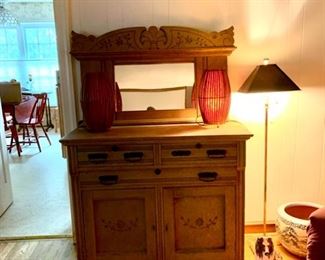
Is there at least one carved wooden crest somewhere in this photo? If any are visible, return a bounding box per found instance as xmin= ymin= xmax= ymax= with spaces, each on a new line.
xmin=70 ymin=26 xmax=235 ymax=59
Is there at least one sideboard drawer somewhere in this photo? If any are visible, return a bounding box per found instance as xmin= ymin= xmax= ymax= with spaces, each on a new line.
xmin=79 ymin=167 xmax=237 ymax=186
xmin=161 ymin=143 xmax=237 ymax=166
xmin=77 ymin=144 xmax=154 ymax=167
xmin=157 ymin=167 xmax=237 ymax=181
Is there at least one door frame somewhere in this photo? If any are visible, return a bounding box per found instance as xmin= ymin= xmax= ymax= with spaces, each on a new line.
xmin=53 ymin=0 xmax=77 ymax=136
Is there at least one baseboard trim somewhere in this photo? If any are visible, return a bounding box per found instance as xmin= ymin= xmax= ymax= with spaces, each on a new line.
xmin=245 ymin=223 xmax=276 ymax=233
xmin=0 ymin=226 xmax=274 ymax=241
xmin=0 ymin=234 xmax=73 ymax=241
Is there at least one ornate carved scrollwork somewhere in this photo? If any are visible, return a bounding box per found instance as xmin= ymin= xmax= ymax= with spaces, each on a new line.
xmin=71 ymin=26 xmax=235 ymax=57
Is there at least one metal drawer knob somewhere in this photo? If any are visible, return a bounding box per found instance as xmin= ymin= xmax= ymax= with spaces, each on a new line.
xmin=154 ymin=168 xmax=161 ymax=175
xmin=111 ymin=145 xmax=119 ymax=152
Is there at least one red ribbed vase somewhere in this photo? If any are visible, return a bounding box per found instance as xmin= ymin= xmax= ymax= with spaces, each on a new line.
xmin=81 ymin=72 xmax=115 ymax=132
xmin=198 ymin=70 xmax=231 ymax=125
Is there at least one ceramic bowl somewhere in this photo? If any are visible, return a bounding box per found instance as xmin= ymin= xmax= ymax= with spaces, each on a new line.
xmin=276 ymin=201 xmax=323 ymax=257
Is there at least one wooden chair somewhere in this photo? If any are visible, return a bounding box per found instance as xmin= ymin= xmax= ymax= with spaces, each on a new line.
xmin=16 ymin=93 xmax=51 ymax=152
xmin=2 ymin=111 xmax=21 ymax=156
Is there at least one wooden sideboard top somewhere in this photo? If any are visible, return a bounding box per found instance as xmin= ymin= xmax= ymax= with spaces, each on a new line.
xmin=60 ymin=121 xmax=252 ymax=146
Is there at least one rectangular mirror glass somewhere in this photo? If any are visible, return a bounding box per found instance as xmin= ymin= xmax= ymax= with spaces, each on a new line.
xmin=115 ymin=63 xmax=195 ymax=111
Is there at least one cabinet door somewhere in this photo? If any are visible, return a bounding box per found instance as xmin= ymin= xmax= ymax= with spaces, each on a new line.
xmin=82 ymin=188 xmax=157 ymax=260
xmin=163 ymin=185 xmax=236 ymax=260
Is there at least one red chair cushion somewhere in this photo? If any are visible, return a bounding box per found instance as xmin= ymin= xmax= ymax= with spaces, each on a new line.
xmin=307 ymin=206 xmax=325 ymax=260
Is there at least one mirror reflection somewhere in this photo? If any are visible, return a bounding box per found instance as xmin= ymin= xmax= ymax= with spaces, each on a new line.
xmin=115 ymin=63 xmax=195 ymax=111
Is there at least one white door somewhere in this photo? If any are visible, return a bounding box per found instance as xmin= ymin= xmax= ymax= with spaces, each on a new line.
xmin=0 ymin=98 xmax=13 ymax=216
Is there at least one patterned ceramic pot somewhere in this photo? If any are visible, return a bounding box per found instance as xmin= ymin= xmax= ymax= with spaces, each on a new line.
xmin=276 ymin=202 xmax=323 ymax=257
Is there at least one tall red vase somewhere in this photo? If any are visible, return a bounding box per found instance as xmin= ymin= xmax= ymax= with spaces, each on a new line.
xmin=81 ymin=72 xmax=115 ymax=132
xmin=198 ymin=70 xmax=231 ymax=125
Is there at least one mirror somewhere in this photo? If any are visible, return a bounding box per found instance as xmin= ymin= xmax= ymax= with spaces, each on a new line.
xmin=115 ymin=63 xmax=194 ymax=111
xmin=70 ymin=26 xmax=235 ymax=125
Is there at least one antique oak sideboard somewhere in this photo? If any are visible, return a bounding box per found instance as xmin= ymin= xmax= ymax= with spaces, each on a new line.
xmin=62 ymin=25 xmax=252 ymax=259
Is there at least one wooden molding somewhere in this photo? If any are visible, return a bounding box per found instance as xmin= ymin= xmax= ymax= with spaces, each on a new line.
xmin=244 ymin=224 xmax=276 ymax=234
xmin=70 ymin=26 xmax=236 ymax=60
xmin=114 ymin=108 xmax=200 ymax=126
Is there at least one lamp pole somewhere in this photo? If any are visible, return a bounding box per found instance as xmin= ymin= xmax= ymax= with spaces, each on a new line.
xmin=263 ymin=101 xmax=269 ymax=236
xmin=238 ymin=58 xmax=300 ymax=258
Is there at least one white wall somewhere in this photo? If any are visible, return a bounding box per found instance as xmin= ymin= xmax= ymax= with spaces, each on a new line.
xmin=59 ymin=0 xmax=325 ymax=224
xmin=0 ymin=99 xmax=13 ymax=216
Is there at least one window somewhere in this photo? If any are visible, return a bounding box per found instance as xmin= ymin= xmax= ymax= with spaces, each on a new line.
xmin=0 ymin=28 xmax=20 ymax=60
xmin=0 ymin=22 xmax=59 ymax=106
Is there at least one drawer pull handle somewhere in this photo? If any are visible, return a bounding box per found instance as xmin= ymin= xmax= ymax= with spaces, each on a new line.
xmin=124 ymin=151 xmax=144 ymax=162
xmin=198 ymin=172 xmax=218 ymax=182
xmin=171 ymin=150 xmax=191 ymax=157
xmin=88 ymin=153 xmax=108 ymax=163
xmin=98 ymin=175 xmax=118 ymax=185
xmin=207 ymin=149 xmax=226 ymax=158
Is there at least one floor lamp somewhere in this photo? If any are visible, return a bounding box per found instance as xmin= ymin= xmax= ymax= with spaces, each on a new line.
xmin=238 ymin=59 xmax=300 ymax=255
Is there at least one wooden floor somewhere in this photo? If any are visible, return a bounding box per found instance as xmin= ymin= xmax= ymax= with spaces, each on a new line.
xmin=0 ymin=238 xmax=76 ymax=260
xmin=0 ymin=234 xmax=302 ymax=260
